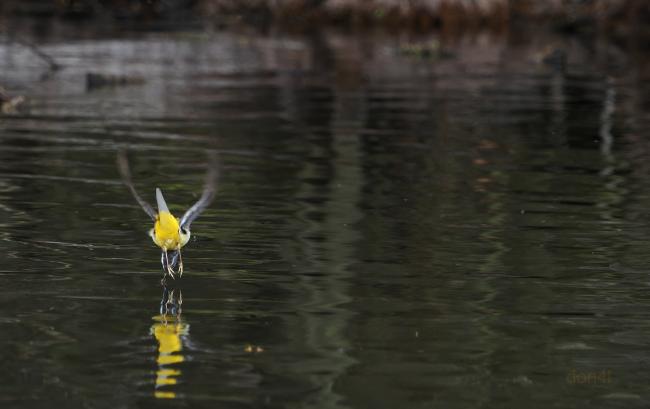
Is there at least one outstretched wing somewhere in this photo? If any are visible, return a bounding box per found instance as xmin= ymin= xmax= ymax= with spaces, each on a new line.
xmin=116 ymin=150 xmax=157 ymax=221
xmin=180 ymin=152 xmax=219 ymax=229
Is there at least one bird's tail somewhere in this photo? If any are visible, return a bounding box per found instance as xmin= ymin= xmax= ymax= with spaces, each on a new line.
xmin=156 ymin=188 xmax=170 ymax=214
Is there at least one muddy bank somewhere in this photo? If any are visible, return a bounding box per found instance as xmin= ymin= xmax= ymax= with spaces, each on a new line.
xmin=199 ymin=0 xmax=648 ymax=33
xmin=0 ymin=0 xmax=648 ymax=36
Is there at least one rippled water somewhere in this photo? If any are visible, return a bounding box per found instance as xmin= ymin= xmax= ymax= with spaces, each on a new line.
xmin=1 ymin=26 xmax=650 ymax=408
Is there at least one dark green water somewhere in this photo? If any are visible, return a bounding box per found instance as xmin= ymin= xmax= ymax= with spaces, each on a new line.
xmin=1 ymin=27 xmax=649 ymax=408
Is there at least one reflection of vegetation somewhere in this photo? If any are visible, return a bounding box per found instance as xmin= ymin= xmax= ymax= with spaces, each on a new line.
xmin=398 ymin=40 xmax=454 ymax=60
xmin=0 ymin=86 xmax=24 ymax=114
xmin=151 ymin=287 xmax=187 ymax=399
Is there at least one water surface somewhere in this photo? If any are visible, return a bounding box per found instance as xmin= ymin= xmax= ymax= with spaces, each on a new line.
xmin=1 ymin=27 xmax=649 ymax=408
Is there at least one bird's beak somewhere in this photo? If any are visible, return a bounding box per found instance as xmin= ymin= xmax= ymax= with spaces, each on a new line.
xmin=156 ymin=188 xmax=170 ymax=214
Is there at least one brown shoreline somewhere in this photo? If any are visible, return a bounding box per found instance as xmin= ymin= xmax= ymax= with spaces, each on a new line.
xmin=0 ymin=0 xmax=648 ymax=37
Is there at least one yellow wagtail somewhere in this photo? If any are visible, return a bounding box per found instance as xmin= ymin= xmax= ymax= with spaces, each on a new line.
xmin=117 ymin=151 xmax=219 ymax=280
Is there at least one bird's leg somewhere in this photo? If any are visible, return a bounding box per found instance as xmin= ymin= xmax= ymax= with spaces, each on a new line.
xmin=177 ymin=248 xmax=184 ymax=277
xmin=164 ymin=249 xmax=175 ymax=279
xmin=160 ymin=252 xmax=168 ymax=286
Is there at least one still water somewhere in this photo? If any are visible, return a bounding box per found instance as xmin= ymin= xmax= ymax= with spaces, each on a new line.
xmin=0 ymin=26 xmax=649 ymax=408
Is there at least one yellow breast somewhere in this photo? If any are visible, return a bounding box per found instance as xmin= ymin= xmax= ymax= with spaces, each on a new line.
xmin=153 ymin=211 xmax=181 ymax=250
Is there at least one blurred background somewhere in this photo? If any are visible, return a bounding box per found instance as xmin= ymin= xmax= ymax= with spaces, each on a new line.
xmin=0 ymin=1 xmax=649 ymax=408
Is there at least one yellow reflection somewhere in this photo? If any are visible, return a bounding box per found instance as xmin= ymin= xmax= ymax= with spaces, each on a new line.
xmin=151 ymin=288 xmax=188 ymax=399
xmin=155 ymin=391 xmax=177 ymax=399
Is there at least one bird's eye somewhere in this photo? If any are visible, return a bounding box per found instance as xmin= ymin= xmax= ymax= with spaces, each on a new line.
xmin=181 ymin=228 xmax=188 ymax=235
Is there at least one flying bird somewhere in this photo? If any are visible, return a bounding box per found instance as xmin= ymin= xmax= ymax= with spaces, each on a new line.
xmin=117 ymin=151 xmax=218 ymax=281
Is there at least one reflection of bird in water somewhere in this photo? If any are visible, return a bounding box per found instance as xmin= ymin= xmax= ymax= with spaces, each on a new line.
xmin=151 ymin=286 xmax=188 ymax=399
xmin=117 ymin=151 xmax=219 ymax=282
